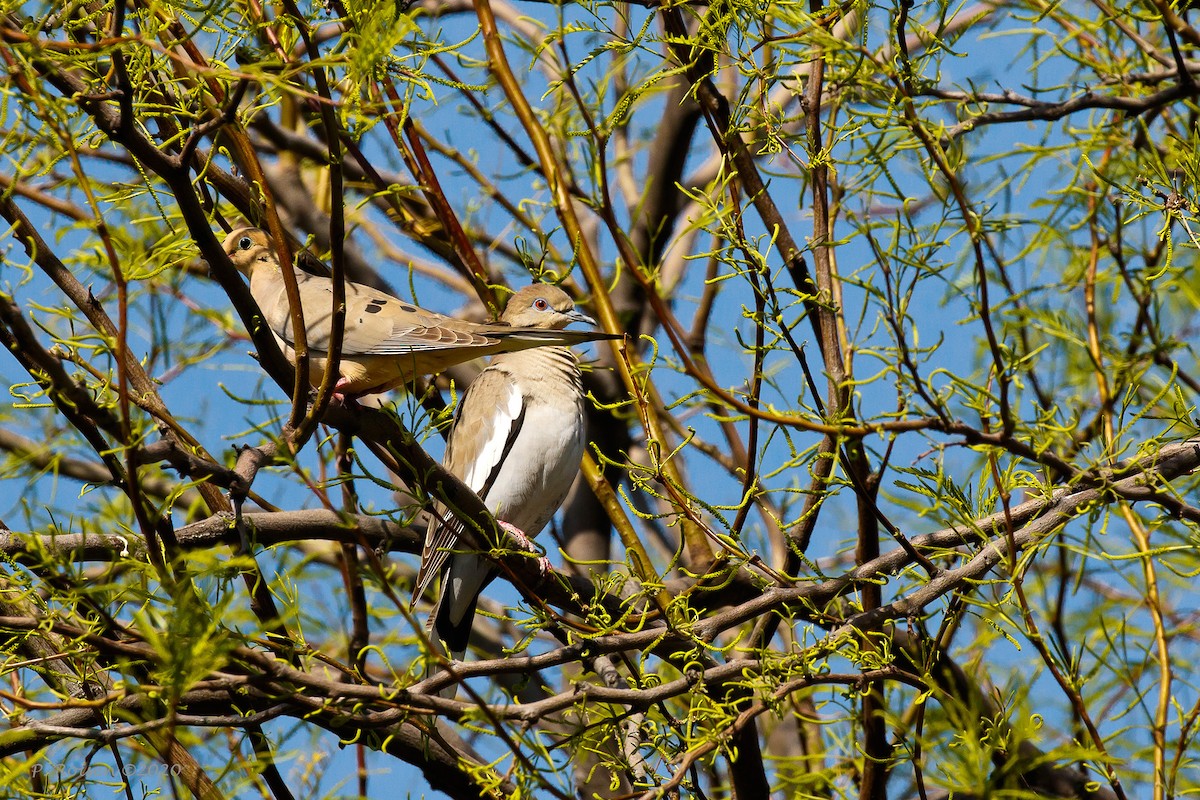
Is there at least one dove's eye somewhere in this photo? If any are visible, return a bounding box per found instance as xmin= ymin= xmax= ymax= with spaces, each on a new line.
xmin=238 ymin=236 xmax=253 ymax=250
xmin=534 ymin=298 xmax=549 ymax=311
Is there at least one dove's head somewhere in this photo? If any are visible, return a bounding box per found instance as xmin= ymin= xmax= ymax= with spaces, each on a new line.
xmin=221 ymin=227 xmax=276 ymax=276
xmin=500 ymin=284 xmax=596 ymax=330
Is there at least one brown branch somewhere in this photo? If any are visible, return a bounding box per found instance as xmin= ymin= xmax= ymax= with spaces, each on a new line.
xmin=933 ymin=81 xmax=1200 ymax=141
xmin=0 ymin=427 xmax=205 ymax=511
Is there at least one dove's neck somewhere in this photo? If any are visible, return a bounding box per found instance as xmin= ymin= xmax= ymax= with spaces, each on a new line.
xmin=491 ymin=346 xmax=582 ymax=393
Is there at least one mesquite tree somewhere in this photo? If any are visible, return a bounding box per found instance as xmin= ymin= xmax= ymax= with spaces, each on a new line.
xmin=0 ymin=1 xmax=1198 ymax=799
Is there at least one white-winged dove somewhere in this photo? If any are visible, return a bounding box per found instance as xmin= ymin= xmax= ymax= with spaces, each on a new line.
xmin=220 ymin=228 xmax=617 ymax=399
xmin=413 ymin=285 xmax=598 ymax=661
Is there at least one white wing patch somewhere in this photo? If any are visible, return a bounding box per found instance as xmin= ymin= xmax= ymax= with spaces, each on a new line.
xmin=461 ymin=378 xmax=523 ymax=494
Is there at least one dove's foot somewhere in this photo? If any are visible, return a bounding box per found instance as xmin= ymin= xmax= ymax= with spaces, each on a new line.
xmin=497 ymin=521 xmax=551 ymax=576
xmin=331 ymin=378 xmax=362 ymax=408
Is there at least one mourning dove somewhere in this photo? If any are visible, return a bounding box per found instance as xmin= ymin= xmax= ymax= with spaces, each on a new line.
xmin=413 ymin=290 xmax=596 ymax=663
xmin=220 ymin=227 xmax=618 ymax=398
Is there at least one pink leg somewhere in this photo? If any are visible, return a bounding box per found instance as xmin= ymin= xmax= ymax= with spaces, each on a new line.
xmin=498 ymin=521 xmax=551 ymax=576
xmin=331 ymin=377 xmax=359 ymax=408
